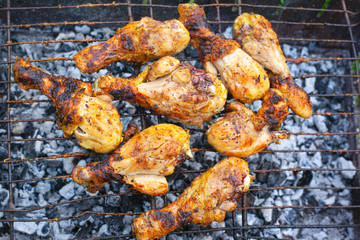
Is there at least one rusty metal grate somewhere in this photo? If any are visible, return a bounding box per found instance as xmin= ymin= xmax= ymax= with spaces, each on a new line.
xmin=0 ymin=0 xmax=359 ymax=239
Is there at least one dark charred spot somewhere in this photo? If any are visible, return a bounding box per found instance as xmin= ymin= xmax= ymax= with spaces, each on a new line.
xmin=175 ymin=152 xmax=192 ymax=164
xmin=153 ymin=211 xmax=175 ymax=228
xmin=177 ymin=210 xmax=192 ymax=225
xmin=233 ymin=122 xmax=242 ymax=134
xmin=88 ymin=160 xmax=117 ymax=183
xmin=268 ymin=93 xmax=283 ymax=105
xmin=121 ymin=34 xmax=134 ymax=51
xmin=270 ymin=75 xmax=287 ymax=86
xmin=188 ymin=65 xmax=214 ymax=94
xmin=110 ymin=86 xmax=135 ymax=100
xmin=228 ymin=173 xmax=239 ymax=186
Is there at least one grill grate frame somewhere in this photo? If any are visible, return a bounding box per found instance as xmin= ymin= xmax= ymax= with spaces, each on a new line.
xmin=0 ymin=0 xmax=359 ymax=239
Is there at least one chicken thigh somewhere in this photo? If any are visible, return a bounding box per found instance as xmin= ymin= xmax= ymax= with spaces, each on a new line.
xmin=74 ymin=17 xmax=190 ymax=74
xmin=178 ymin=3 xmax=269 ymax=104
xmin=13 ymin=58 xmax=122 ymax=154
xmin=131 ymin=157 xmax=253 ymax=240
xmin=94 ymin=56 xmax=227 ymax=127
xmin=233 ymin=13 xmax=312 ymax=118
xmin=71 ymin=124 xmax=192 ymax=196
xmin=206 ymin=89 xmax=289 ymax=158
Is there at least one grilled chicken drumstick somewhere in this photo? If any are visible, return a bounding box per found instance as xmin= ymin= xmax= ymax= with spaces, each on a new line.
xmin=131 ymin=157 xmax=254 ymax=240
xmin=74 ymin=17 xmax=190 ymax=74
xmin=71 ymin=124 xmax=192 ymax=196
xmin=206 ymin=89 xmax=289 ymax=158
xmin=233 ymin=13 xmax=312 ymax=118
xmin=178 ymin=3 xmax=269 ymax=104
xmin=94 ymin=56 xmax=227 ymax=127
xmin=13 ymin=58 xmax=122 ymax=154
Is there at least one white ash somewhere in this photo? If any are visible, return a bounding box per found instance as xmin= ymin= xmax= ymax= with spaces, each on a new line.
xmin=0 ymin=24 xmax=357 ymax=240
xmin=14 ymin=221 xmax=37 ymax=235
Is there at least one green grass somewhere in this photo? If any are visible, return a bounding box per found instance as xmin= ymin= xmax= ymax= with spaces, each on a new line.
xmin=317 ymin=0 xmax=331 ymax=17
xmin=276 ymin=0 xmax=331 ymax=17
xmin=275 ymin=0 xmax=285 ymax=14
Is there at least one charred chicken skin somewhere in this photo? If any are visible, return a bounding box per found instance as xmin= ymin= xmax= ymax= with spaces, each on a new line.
xmin=206 ymin=89 xmax=289 ymax=158
xmin=13 ymin=58 xmax=123 ymax=154
xmin=74 ymin=17 xmax=190 ymax=74
xmin=233 ymin=13 xmax=312 ymax=118
xmin=94 ymin=56 xmax=227 ymax=127
xmin=71 ymin=124 xmax=192 ymax=195
xmin=178 ymin=3 xmax=269 ymax=104
xmin=131 ymin=157 xmax=254 ymax=240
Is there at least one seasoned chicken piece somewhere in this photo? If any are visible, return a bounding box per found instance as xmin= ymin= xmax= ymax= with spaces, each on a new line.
xmin=74 ymin=17 xmax=190 ymax=74
xmin=13 ymin=58 xmax=122 ymax=154
xmin=178 ymin=3 xmax=269 ymax=104
xmin=131 ymin=157 xmax=254 ymax=240
xmin=206 ymin=89 xmax=289 ymax=158
xmin=269 ymin=74 xmax=312 ymax=119
xmin=94 ymin=56 xmax=227 ymax=127
xmin=233 ymin=13 xmax=312 ymax=118
xmin=234 ymin=13 xmax=289 ymax=78
xmin=71 ymin=124 xmax=192 ymax=195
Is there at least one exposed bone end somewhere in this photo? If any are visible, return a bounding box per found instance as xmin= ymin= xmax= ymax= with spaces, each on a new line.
xmin=148 ymin=56 xmax=180 ymax=81
xmin=172 ymin=67 xmax=192 ymax=84
xmin=204 ymin=61 xmax=218 ymax=76
xmin=73 ymin=95 xmax=123 ymax=154
xmin=124 ymin=175 xmax=169 ymax=196
xmin=71 ymin=166 xmax=91 ymax=187
xmin=71 ymin=166 xmax=106 ymax=193
xmin=95 ymin=94 xmax=113 ymax=103
xmin=93 ymin=74 xmax=117 ymax=100
xmin=273 ymin=131 xmax=290 ymax=144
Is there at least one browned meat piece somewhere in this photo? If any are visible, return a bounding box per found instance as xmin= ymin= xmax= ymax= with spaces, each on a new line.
xmin=233 ymin=13 xmax=312 ymax=118
xmin=131 ymin=157 xmax=254 ymax=240
xmin=94 ymin=56 xmax=227 ymax=127
xmin=178 ymin=3 xmax=269 ymax=104
xmin=74 ymin=17 xmax=190 ymax=74
xmin=270 ymin=74 xmax=313 ymax=119
xmin=206 ymin=89 xmax=289 ymax=158
xmin=13 ymin=58 xmax=123 ymax=154
xmin=71 ymin=124 xmax=192 ymax=195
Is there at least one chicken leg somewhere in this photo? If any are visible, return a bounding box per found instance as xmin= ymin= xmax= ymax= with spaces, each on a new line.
xmin=94 ymin=56 xmax=227 ymax=127
xmin=233 ymin=13 xmax=312 ymax=118
xmin=13 ymin=58 xmax=123 ymax=154
xmin=74 ymin=17 xmax=190 ymax=74
xmin=206 ymin=89 xmax=289 ymax=158
xmin=178 ymin=3 xmax=269 ymax=104
xmin=71 ymin=124 xmax=192 ymax=195
xmin=131 ymin=157 xmax=253 ymax=240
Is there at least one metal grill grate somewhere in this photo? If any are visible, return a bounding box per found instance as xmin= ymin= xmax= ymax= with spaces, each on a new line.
xmin=0 ymin=0 xmax=359 ymax=239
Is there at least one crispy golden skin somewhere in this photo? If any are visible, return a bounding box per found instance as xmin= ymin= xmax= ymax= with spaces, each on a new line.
xmin=94 ymin=56 xmax=227 ymax=127
xmin=206 ymin=89 xmax=289 ymax=158
xmin=178 ymin=3 xmax=269 ymax=104
xmin=71 ymin=124 xmax=192 ymax=195
xmin=131 ymin=157 xmax=254 ymax=240
xmin=13 ymin=58 xmax=122 ymax=154
xmin=233 ymin=13 xmax=312 ymax=118
xmin=74 ymin=17 xmax=190 ymax=74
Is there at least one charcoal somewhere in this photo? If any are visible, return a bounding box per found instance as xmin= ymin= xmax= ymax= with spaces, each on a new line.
xmin=14 ymin=221 xmax=37 ymax=235
xmin=0 ymin=187 xmax=9 ymax=207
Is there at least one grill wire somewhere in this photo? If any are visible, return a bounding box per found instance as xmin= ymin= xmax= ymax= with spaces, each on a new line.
xmin=0 ymin=0 xmax=359 ymax=239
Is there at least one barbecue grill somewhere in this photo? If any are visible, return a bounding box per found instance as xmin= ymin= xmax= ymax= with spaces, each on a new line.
xmin=0 ymin=0 xmax=359 ymax=239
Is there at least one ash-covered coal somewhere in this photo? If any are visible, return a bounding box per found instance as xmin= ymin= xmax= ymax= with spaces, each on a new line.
xmin=0 ymin=23 xmax=357 ymax=240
